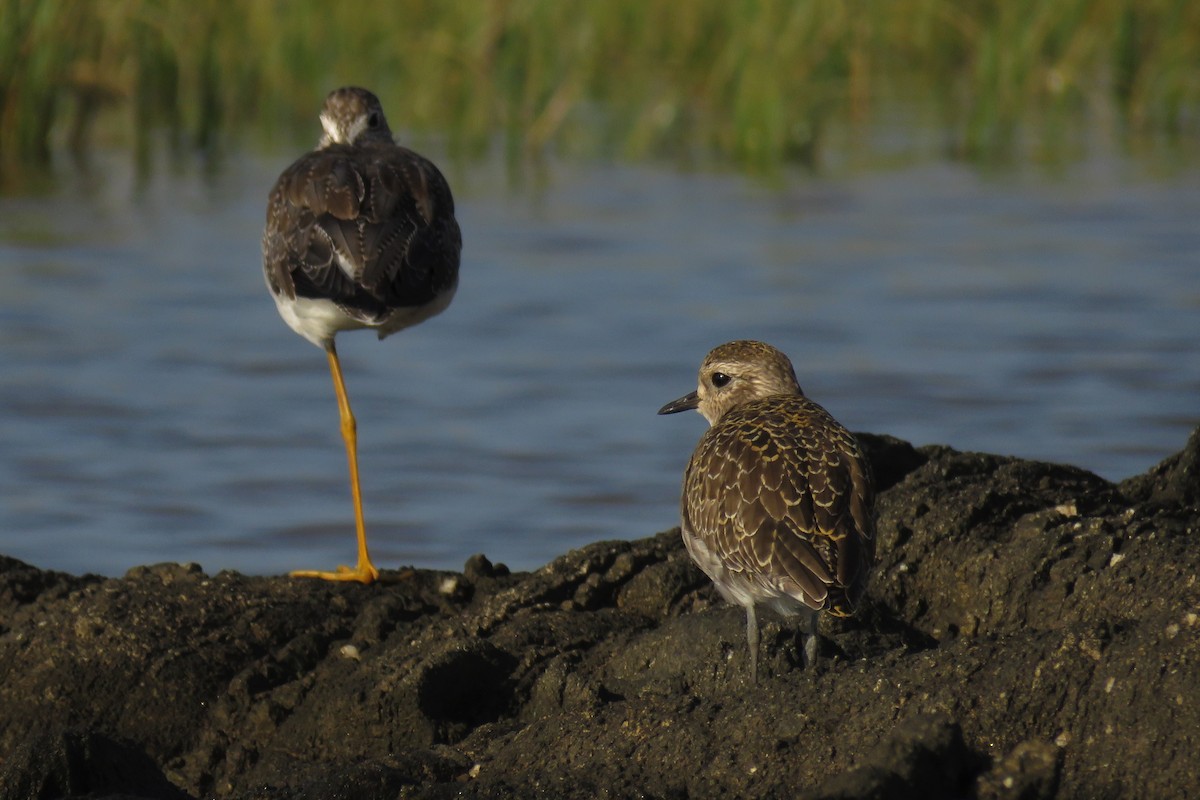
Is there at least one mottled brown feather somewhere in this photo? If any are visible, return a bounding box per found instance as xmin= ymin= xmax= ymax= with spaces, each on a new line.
xmin=263 ymin=88 xmax=461 ymax=325
xmin=680 ymin=389 xmax=874 ymax=616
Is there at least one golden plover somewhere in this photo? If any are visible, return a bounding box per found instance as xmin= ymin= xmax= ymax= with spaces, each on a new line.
xmin=659 ymin=340 xmax=875 ymax=680
xmin=262 ymin=86 xmax=461 ymax=584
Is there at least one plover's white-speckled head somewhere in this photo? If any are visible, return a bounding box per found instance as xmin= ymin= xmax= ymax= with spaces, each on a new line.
xmin=657 ymin=340 xmax=803 ymax=425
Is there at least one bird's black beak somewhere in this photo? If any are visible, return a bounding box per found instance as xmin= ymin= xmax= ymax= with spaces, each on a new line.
xmin=658 ymin=391 xmax=700 ymax=415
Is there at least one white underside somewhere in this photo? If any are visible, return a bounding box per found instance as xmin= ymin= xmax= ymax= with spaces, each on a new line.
xmin=272 ymin=284 xmax=457 ymax=348
xmin=681 ymin=524 xmax=814 ymax=618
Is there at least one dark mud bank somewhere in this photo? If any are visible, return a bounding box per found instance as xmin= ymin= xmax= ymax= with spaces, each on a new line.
xmin=1 ymin=429 xmax=1197 ymax=799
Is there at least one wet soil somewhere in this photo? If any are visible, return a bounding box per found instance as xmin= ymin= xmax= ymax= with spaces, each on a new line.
xmin=1 ymin=428 xmax=1197 ymax=799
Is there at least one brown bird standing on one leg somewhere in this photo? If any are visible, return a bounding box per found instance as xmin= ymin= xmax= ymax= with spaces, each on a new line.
xmin=659 ymin=340 xmax=874 ymax=680
xmin=262 ymin=86 xmax=461 ymax=584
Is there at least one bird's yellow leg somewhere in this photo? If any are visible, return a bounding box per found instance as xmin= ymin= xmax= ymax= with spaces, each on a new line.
xmin=290 ymin=344 xmax=380 ymax=584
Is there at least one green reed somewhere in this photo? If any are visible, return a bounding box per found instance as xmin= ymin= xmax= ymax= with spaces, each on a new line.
xmin=1 ymin=0 xmax=1197 ymax=174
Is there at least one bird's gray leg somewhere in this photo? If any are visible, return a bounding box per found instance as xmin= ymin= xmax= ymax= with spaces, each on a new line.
xmin=802 ymin=609 xmax=819 ymax=668
xmin=745 ymin=605 xmax=759 ymax=684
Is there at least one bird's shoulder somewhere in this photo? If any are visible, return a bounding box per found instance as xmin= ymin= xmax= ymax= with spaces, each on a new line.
xmin=267 ymin=141 xmax=455 ymax=227
xmin=691 ymin=395 xmax=861 ymax=474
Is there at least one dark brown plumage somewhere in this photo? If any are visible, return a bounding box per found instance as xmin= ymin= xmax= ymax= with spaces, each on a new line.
xmin=262 ymin=87 xmax=461 ymax=584
xmin=659 ymin=340 xmax=874 ymax=680
xmin=264 ymin=86 xmax=460 ymax=347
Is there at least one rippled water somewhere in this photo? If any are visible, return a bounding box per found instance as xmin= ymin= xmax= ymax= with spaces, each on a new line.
xmin=1 ymin=146 xmax=1197 ymax=577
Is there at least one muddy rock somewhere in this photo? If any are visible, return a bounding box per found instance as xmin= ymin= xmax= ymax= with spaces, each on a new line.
xmin=1 ymin=428 xmax=1197 ymax=799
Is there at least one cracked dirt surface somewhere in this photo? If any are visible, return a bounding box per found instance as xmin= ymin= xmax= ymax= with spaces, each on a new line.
xmin=1 ymin=428 xmax=1197 ymax=799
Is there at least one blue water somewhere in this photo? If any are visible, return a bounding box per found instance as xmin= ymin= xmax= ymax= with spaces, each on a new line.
xmin=1 ymin=146 xmax=1197 ymax=577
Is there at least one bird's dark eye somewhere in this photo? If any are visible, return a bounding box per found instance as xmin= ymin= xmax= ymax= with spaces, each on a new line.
xmin=367 ymin=112 xmax=380 ymax=128
xmin=711 ymin=372 xmax=731 ymax=388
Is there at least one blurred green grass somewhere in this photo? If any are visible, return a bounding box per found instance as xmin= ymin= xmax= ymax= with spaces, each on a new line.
xmin=2 ymin=0 xmax=1197 ymax=174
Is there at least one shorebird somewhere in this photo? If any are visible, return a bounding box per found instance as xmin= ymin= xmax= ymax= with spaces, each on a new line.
xmin=659 ymin=340 xmax=874 ymax=681
xmin=262 ymin=86 xmax=461 ymax=584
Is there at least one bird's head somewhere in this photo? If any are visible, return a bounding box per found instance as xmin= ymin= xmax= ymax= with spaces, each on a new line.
xmin=658 ymin=340 xmax=804 ymax=425
xmin=318 ymin=86 xmax=393 ymax=147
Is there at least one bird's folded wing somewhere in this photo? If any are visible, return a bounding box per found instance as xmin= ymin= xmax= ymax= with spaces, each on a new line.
xmin=682 ymin=399 xmax=875 ymax=612
xmin=263 ymin=145 xmax=460 ymax=316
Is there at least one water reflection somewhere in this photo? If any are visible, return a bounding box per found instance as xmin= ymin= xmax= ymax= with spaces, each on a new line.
xmin=0 ymin=149 xmax=1197 ymax=577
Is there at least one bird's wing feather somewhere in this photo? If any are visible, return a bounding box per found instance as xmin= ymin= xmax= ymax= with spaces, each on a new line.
xmin=682 ymin=397 xmax=875 ymax=614
xmin=263 ymin=143 xmax=460 ymax=321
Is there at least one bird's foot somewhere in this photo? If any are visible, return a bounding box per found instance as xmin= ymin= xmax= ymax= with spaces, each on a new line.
xmin=290 ymin=562 xmax=380 ymax=584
